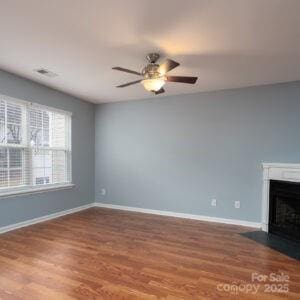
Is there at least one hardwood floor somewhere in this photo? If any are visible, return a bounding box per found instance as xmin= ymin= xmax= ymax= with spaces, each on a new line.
xmin=0 ymin=207 xmax=299 ymax=299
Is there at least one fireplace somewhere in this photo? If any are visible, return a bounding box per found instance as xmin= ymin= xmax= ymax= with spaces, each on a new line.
xmin=269 ymin=180 xmax=300 ymax=242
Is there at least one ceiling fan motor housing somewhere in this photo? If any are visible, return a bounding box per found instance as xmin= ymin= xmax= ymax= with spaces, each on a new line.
xmin=142 ymin=53 xmax=161 ymax=79
xmin=142 ymin=64 xmax=161 ymax=79
xmin=146 ymin=53 xmax=160 ymax=64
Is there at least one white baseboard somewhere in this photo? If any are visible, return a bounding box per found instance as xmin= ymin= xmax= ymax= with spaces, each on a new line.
xmin=96 ymin=202 xmax=261 ymax=229
xmin=0 ymin=201 xmax=261 ymax=234
xmin=0 ymin=203 xmax=95 ymax=234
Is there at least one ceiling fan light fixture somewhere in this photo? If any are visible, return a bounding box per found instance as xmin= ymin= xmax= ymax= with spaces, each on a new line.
xmin=112 ymin=53 xmax=197 ymax=95
xmin=142 ymin=78 xmax=165 ymax=92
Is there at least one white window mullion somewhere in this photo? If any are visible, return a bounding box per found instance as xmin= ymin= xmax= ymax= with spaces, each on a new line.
xmin=7 ymin=148 xmax=10 ymax=187
xmin=51 ymin=149 xmax=54 ymax=184
xmin=21 ymin=105 xmax=26 ymax=187
xmin=23 ymin=105 xmax=28 ymax=147
xmin=41 ymin=109 xmax=44 ymax=147
xmin=30 ymin=148 xmax=34 ymax=187
xmin=21 ymin=149 xmax=24 ymax=186
xmin=4 ymin=101 xmax=7 ymax=145
xmin=49 ymin=112 xmax=52 ymax=147
xmin=26 ymin=105 xmax=32 ymax=187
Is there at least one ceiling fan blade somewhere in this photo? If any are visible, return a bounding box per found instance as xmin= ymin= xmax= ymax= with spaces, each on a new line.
xmin=112 ymin=67 xmax=141 ymax=76
xmin=116 ymin=79 xmax=142 ymax=88
xmin=158 ymin=59 xmax=180 ymax=75
xmin=166 ymin=76 xmax=198 ymax=84
xmin=154 ymin=87 xmax=165 ymax=95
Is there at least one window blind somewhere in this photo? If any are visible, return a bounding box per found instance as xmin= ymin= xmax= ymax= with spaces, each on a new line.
xmin=0 ymin=96 xmax=72 ymax=193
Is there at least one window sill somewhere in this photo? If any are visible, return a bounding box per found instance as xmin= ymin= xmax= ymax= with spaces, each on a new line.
xmin=0 ymin=183 xmax=75 ymax=198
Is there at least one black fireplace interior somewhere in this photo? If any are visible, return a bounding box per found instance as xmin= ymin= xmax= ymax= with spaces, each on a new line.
xmin=241 ymin=179 xmax=300 ymax=260
xmin=269 ymin=180 xmax=300 ymax=242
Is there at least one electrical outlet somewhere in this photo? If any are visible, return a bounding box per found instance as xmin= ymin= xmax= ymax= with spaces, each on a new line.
xmin=101 ymin=188 xmax=106 ymax=196
xmin=211 ymin=198 xmax=217 ymax=207
xmin=235 ymin=201 xmax=240 ymax=209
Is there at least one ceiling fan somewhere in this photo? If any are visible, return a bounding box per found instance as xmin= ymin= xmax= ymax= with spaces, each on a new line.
xmin=112 ymin=53 xmax=198 ymax=95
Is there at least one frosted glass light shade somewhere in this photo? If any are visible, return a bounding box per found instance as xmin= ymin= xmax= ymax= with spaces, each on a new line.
xmin=142 ymin=78 xmax=165 ymax=92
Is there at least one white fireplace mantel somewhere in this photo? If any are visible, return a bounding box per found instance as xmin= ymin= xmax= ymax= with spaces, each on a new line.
xmin=262 ymin=163 xmax=300 ymax=232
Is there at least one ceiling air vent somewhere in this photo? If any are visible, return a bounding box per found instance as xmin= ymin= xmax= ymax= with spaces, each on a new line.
xmin=34 ymin=68 xmax=58 ymax=78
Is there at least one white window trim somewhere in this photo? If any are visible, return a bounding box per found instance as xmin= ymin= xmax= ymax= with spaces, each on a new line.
xmin=0 ymin=93 xmax=73 ymax=197
xmin=0 ymin=94 xmax=73 ymax=116
xmin=0 ymin=183 xmax=75 ymax=198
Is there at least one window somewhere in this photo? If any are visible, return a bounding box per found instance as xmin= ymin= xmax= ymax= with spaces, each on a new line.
xmin=0 ymin=95 xmax=72 ymax=196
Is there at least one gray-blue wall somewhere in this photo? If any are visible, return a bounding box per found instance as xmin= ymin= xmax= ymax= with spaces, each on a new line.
xmin=95 ymin=81 xmax=300 ymax=222
xmin=1 ymin=70 xmax=299 ymax=226
xmin=0 ymin=70 xmax=95 ymax=227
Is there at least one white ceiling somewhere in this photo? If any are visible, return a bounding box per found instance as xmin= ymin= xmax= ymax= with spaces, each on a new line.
xmin=0 ymin=0 xmax=300 ymax=103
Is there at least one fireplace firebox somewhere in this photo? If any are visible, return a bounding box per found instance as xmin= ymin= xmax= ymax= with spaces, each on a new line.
xmin=269 ymin=180 xmax=300 ymax=242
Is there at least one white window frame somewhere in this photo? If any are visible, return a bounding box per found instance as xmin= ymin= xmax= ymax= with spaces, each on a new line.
xmin=0 ymin=94 xmax=74 ymax=198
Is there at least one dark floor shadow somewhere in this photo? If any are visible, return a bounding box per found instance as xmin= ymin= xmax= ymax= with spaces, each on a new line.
xmin=241 ymin=231 xmax=300 ymax=260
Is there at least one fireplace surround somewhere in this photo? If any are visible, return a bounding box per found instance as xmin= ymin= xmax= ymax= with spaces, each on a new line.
xmin=262 ymin=163 xmax=300 ymax=242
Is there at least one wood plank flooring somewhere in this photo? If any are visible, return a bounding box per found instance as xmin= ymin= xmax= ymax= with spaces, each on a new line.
xmin=0 ymin=207 xmax=299 ymax=299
